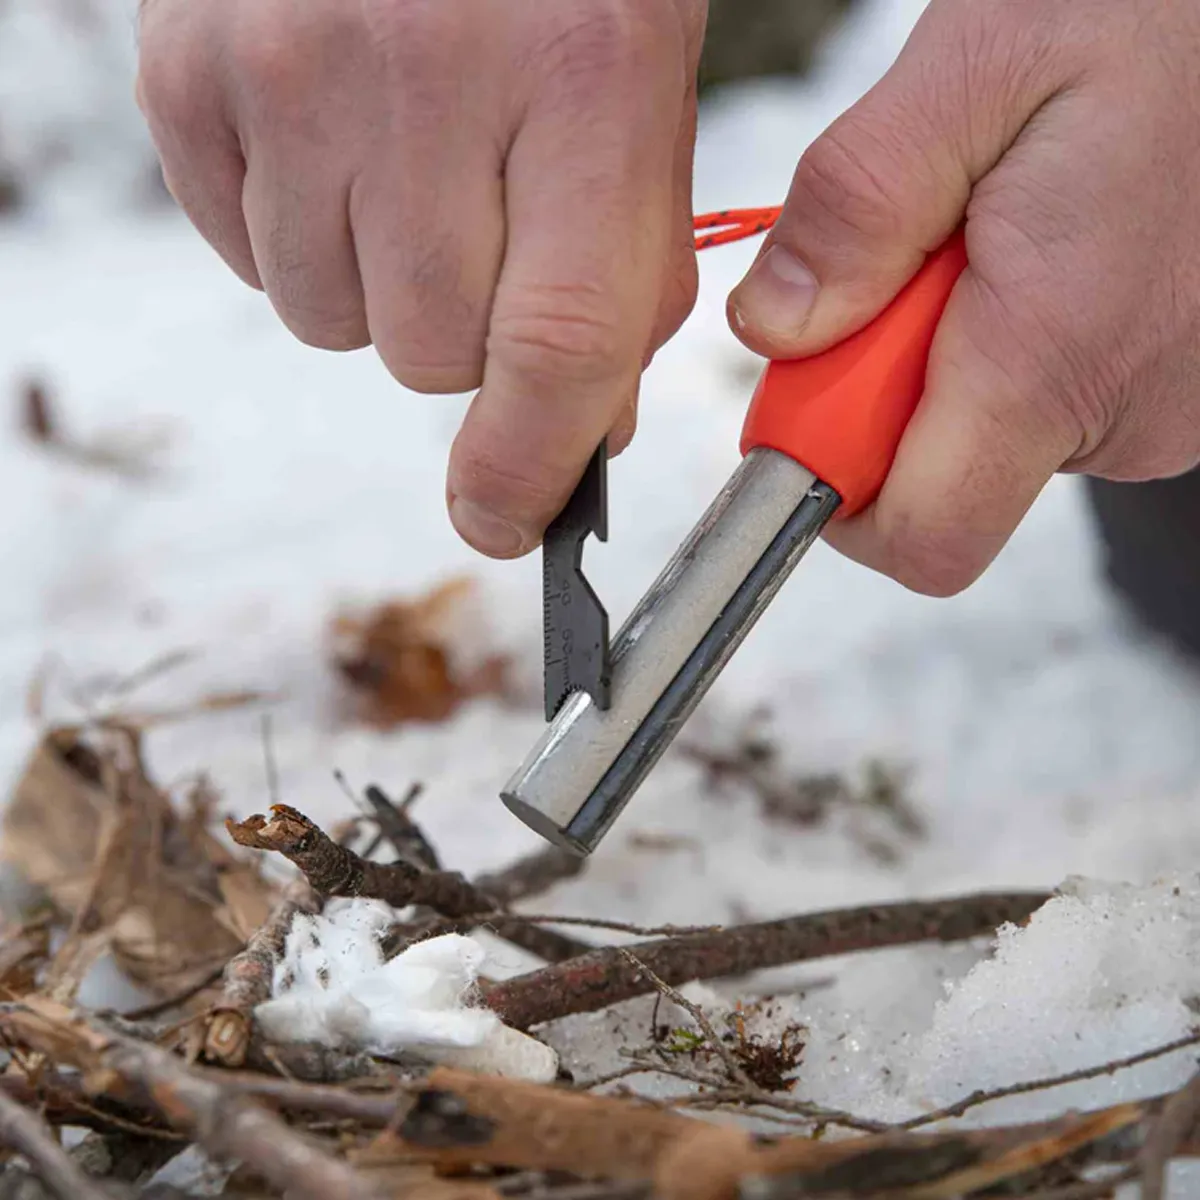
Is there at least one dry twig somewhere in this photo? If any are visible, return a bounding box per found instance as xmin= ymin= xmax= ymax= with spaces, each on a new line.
xmin=1 ymin=1000 xmax=378 ymax=1200
xmin=204 ymin=880 xmax=321 ymax=1067
xmin=485 ymin=891 xmax=1048 ymax=1030
xmin=898 ymin=1030 xmax=1200 ymax=1131
xmin=473 ymin=847 xmax=587 ymax=907
xmin=361 ymin=782 xmax=440 ymax=870
xmin=0 ymin=1086 xmax=113 ymax=1200
xmin=227 ymin=804 xmax=587 ymax=963
xmin=617 ymin=949 xmax=755 ymax=1091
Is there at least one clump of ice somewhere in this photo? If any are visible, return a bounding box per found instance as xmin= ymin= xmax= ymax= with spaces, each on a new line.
xmin=254 ymin=899 xmax=559 ymax=1082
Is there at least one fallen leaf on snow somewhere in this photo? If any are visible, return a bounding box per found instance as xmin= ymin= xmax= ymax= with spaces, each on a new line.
xmin=328 ymin=576 xmax=511 ymax=728
xmin=0 ymin=725 xmax=277 ymax=998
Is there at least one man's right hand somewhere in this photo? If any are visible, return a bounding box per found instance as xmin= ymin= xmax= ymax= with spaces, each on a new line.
xmin=137 ymin=0 xmax=705 ymax=557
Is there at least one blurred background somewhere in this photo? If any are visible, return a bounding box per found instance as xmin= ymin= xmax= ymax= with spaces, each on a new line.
xmin=3 ymin=0 xmax=1200 ymax=933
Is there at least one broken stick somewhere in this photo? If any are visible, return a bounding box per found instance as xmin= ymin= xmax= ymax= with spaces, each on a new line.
xmin=227 ymin=804 xmax=588 ymax=963
xmin=473 ymin=845 xmax=586 ymax=907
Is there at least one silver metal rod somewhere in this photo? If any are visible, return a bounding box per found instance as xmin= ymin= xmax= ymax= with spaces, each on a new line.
xmin=501 ymin=447 xmax=840 ymax=855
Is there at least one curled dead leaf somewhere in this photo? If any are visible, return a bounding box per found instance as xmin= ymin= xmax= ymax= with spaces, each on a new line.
xmin=328 ymin=576 xmax=511 ymax=729
xmin=0 ymin=726 xmax=278 ymax=1000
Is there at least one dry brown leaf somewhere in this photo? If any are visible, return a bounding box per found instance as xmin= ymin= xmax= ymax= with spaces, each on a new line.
xmin=0 ymin=919 xmax=51 ymax=997
xmin=0 ymin=726 xmax=278 ymax=999
xmin=369 ymin=1066 xmax=697 ymax=1181
xmin=328 ymin=576 xmax=511 ymax=729
xmin=215 ymin=864 xmax=277 ymax=943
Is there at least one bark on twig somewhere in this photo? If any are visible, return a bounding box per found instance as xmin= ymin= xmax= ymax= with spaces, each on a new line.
xmin=227 ymin=805 xmax=588 ymax=963
xmin=204 ymin=880 xmax=321 ymax=1067
xmin=104 ymin=1036 xmax=379 ymax=1200
xmin=485 ymin=891 xmax=1049 ymax=1030
xmin=362 ymin=783 xmax=440 ymax=870
xmin=0 ymin=1087 xmax=113 ymax=1200
xmin=228 ymin=804 xmax=495 ymax=915
xmin=0 ymin=1002 xmax=378 ymax=1200
xmin=0 ymin=1071 xmax=172 ymax=1137
xmin=1 ymin=1063 xmax=409 ymax=1133
xmin=473 ymin=846 xmax=586 ymax=907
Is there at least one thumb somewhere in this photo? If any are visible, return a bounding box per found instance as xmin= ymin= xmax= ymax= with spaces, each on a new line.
xmin=727 ymin=4 xmax=1061 ymax=358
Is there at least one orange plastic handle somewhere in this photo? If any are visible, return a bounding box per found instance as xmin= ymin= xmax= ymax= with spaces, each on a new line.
xmin=739 ymin=228 xmax=968 ymax=517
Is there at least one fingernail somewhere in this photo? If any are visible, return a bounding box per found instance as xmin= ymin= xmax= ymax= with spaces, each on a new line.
xmin=449 ymin=497 xmax=527 ymax=557
xmin=731 ymin=244 xmax=819 ymax=338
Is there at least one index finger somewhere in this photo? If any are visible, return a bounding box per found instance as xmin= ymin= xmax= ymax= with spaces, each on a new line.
xmin=445 ymin=21 xmax=685 ymax=558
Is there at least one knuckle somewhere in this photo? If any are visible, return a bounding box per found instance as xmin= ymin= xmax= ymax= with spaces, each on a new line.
xmin=230 ymin=5 xmax=335 ymax=102
xmin=490 ymin=284 xmax=631 ymax=382
xmin=364 ymin=0 xmax=465 ymax=72
xmin=789 ymin=121 xmax=911 ymax=242
xmin=136 ymin=45 xmax=195 ymax=128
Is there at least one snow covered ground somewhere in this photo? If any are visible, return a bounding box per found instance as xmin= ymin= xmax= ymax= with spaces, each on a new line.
xmin=3 ymin=0 xmax=1200 ymax=1190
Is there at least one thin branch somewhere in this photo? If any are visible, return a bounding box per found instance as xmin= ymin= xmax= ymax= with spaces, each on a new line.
xmin=362 ymin=783 xmax=439 ymax=870
xmin=115 ymin=965 xmax=225 ymax=1022
xmin=1018 ymin=1174 xmax=1138 ymax=1200
xmin=618 ymin=1052 xmax=887 ymax=1134
xmin=227 ymin=804 xmax=589 ymax=963
xmin=0 ymin=1087 xmax=113 ymax=1200
xmin=484 ymin=891 xmax=1049 ymax=1030
xmin=503 ymin=915 xmax=720 ymax=938
xmin=102 ymin=1031 xmax=380 ymax=1200
xmin=228 ymin=804 xmax=488 ymax=915
xmin=204 ymin=880 xmax=320 ymax=1067
xmin=617 ymin=948 xmax=754 ymax=1091
xmin=898 ymin=1031 xmax=1200 ymax=1131
xmin=474 ymin=847 xmax=587 ymax=907
xmin=0 ymin=1003 xmax=380 ymax=1200
xmin=3 ymin=1062 xmax=412 ymax=1131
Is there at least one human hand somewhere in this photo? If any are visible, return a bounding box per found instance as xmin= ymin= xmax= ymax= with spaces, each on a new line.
xmin=136 ymin=0 xmax=705 ymax=557
xmin=728 ymin=0 xmax=1200 ymax=596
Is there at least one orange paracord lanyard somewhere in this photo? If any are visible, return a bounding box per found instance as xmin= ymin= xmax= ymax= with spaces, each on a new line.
xmin=692 ymin=205 xmax=782 ymax=250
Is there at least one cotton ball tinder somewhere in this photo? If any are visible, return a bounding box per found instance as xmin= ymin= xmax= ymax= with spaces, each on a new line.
xmin=254 ymin=899 xmax=558 ymax=1082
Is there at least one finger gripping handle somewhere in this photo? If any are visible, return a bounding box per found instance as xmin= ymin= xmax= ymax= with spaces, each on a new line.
xmin=739 ymin=229 xmax=969 ymax=517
